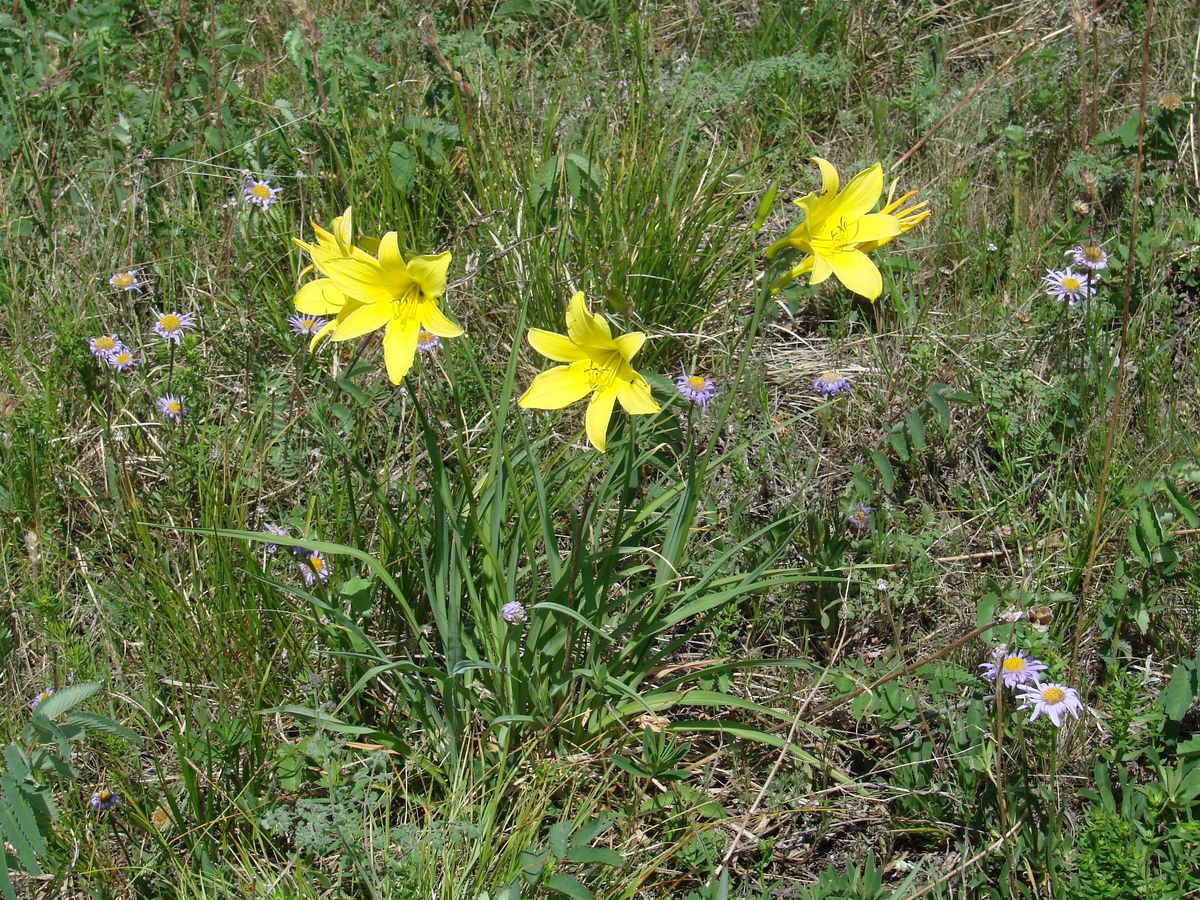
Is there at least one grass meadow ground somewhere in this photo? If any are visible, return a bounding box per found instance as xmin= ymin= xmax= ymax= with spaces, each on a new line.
xmin=2 ymin=0 xmax=1200 ymax=896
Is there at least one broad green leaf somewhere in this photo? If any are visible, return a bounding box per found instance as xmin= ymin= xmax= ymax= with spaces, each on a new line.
xmin=545 ymin=873 xmax=593 ymax=900
xmin=30 ymin=683 xmax=100 ymax=721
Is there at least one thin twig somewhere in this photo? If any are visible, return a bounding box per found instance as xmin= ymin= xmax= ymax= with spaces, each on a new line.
xmin=1070 ymin=0 xmax=1156 ymax=679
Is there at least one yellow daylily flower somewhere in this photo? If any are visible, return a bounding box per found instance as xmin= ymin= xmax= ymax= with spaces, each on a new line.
xmin=766 ymin=158 xmax=928 ymax=301
xmin=518 ymin=291 xmax=660 ymax=453
xmin=297 ymin=228 xmax=463 ymax=384
xmin=292 ymin=207 xmax=368 ymax=348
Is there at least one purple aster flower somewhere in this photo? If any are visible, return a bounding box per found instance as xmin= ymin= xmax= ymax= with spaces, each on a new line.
xmin=30 ymin=688 xmax=54 ymax=711
xmin=979 ymin=648 xmax=1048 ymax=688
xmin=242 ymin=178 xmax=282 ymax=210
xmin=501 ymin=601 xmax=528 ymax=625
xmin=104 ymin=344 xmax=136 ymax=372
xmin=108 ymin=269 xmax=142 ymax=292
xmin=416 ymin=329 xmax=440 ymax=353
xmin=88 ymin=335 xmax=122 ymax=359
xmin=1043 ymin=267 xmax=1096 ymax=305
xmin=90 ymin=788 xmax=117 ymax=812
xmin=156 ymin=394 xmax=187 ymax=422
xmin=1016 ymin=681 xmax=1083 ymax=727
xmin=152 ymin=309 xmax=196 ymax=344
xmin=298 ymin=550 xmax=330 ymax=586
xmin=1065 ymin=244 xmax=1109 ymax=272
xmin=813 ymin=370 xmax=851 ymax=397
xmin=846 ymin=503 xmax=871 ymax=533
xmin=288 ymin=313 xmax=330 ymax=337
xmin=675 ymin=368 xmax=717 ymax=409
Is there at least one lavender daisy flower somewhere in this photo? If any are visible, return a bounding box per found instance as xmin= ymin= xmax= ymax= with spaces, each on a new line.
xmin=298 ymin=550 xmax=330 ymax=586
xmin=30 ymin=688 xmax=54 ymax=711
xmin=242 ymin=178 xmax=282 ymax=210
xmin=1065 ymin=244 xmax=1109 ymax=272
xmin=1043 ymin=267 xmax=1096 ymax=305
xmin=109 ymin=269 xmax=142 ymax=292
xmin=288 ymin=313 xmax=330 ymax=337
xmin=263 ymin=523 xmax=288 ymax=555
xmin=846 ymin=503 xmax=871 ymax=533
xmin=152 ymin=309 xmax=196 ymax=344
xmin=979 ymin=648 xmax=1048 ymax=688
xmin=813 ymin=370 xmax=851 ymax=397
xmin=501 ymin=601 xmax=528 ymax=625
xmin=104 ymin=345 xmax=136 ymax=372
xmin=156 ymin=394 xmax=187 ymax=422
xmin=675 ymin=368 xmax=717 ymax=409
xmin=416 ymin=329 xmax=440 ymax=353
xmin=90 ymin=788 xmax=117 ymax=812
xmin=1016 ymin=681 xmax=1083 ymax=727
xmin=88 ymin=335 xmax=121 ymax=359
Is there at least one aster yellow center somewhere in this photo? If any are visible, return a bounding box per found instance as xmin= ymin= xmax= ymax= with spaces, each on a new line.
xmin=1001 ymin=657 xmax=1025 ymax=673
xmin=418 ymin=329 xmax=433 ymax=343
xmin=94 ymin=336 xmax=116 ymax=351
xmin=167 ymin=401 xmax=182 ymax=414
xmin=1082 ymin=246 xmax=1103 ymax=262
xmin=159 ymin=314 xmax=181 ymax=331
xmin=114 ymin=352 xmax=132 ymax=365
xmin=310 ymin=556 xmax=325 ymax=573
xmin=1061 ymin=276 xmax=1081 ymax=292
xmin=113 ymin=272 xmax=133 ymax=288
xmin=300 ymin=319 xmax=315 ymax=330
xmin=687 ymin=375 xmax=706 ymax=390
xmin=1041 ymin=687 xmax=1065 ymax=704
xmin=251 ymin=183 xmax=272 ymax=199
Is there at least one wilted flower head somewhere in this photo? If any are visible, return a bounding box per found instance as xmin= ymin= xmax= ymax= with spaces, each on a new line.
xmin=847 ymin=503 xmax=871 ymax=532
xmin=1066 ymin=244 xmax=1108 ymax=271
xmin=979 ymin=648 xmax=1048 ymax=688
xmin=813 ymin=370 xmax=851 ymax=397
xmin=416 ymin=329 xmax=440 ymax=353
xmin=88 ymin=335 xmax=121 ymax=359
xmin=288 ymin=313 xmax=330 ymax=337
xmin=263 ymin=522 xmax=288 ymax=555
xmin=30 ymin=688 xmax=54 ymax=711
xmin=1157 ymin=93 xmax=1183 ymax=112
xmin=1016 ymin=681 xmax=1083 ymax=727
xmin=298 ymin=550 xmax=330 ymax=586
xmin=1043 ymin=267 xmax=1096 ymax=305
xmin=90 ymin=788 xmax=117 ymax=812
xmin=109 ymin=269 xmax=142 ymax=292
xmin=243 ymin=177 xmax=282 ymax=210
xmin=501 ymin=601 xmax=528 ymax=625
xmin=675 ymin=369 xmax=717 ymax=409
xmin=152 ymin=310 xmax=196 ymax=344
xmin=156 ymin=394 xmax=187 ymax=422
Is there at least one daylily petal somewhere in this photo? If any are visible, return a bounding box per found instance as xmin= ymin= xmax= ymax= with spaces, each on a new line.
xmin=419 ymin=301 xmax=463 ymax=338
xmin=616 ymin=375 xmax=660 ymax=415
xmin=585 ymin=387 xmax=618 ymax=452
xmin=565 ymin=291 xmax=614 ymax=349
xmin=331 ymin=207 xmax=353 ymax=251
xmin=813 ymin=157 xmax=840 ymax=196
xmin=847 ymin=213 xmax=901 ymax=246
xmin=406 ymin=252 xmax=451 ymax=301
xmin=308 ymin=318 xmax=339 ymax=351
xmin=317 ymin=254 xmax=394 ymax=306
xmin=518 ymin=361 xmax=593 ymax=410
xmin=331 ymin=301 xmax=391 ymax=341
xmin=826 ymin=162 xmax=884 ymax=223
xmin=294 ymin=278 xmax=348 ymax=315
xmin=613 ymin=332 xmax=645 ymax=363
xmin=383 ymin=317 xmax=421 ymax=384
xmin=829 ymin=249 xmax=884 ymax=300
xmin=377 ymin=231 xmax=407 ymax=276
xmin=528 ymin=328 xmax=586 ymax=363
xmin=809 ymin=253 xmax=834 ymax=285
